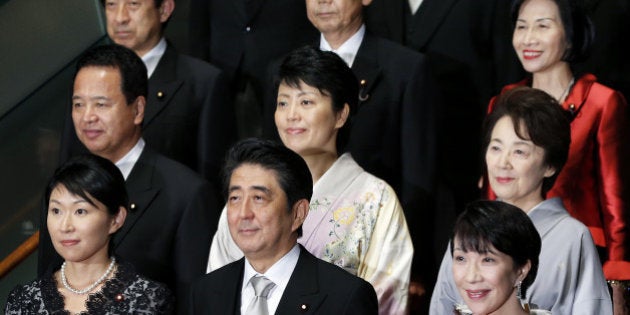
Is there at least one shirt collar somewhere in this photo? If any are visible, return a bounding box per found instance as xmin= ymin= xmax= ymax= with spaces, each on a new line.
xmin=242 ymin=244 xmax=300 ymax=293
xmin=319 ymin=24 xmax=365 ymax=67
xmin=141 ymin=37 xmax=167 ymax=78
xmin=114 ymin=138 xmax=145 ymax=180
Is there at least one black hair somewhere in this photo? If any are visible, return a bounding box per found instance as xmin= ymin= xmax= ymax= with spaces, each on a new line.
xmin=275 ymin=46 xmax=359 ymax=153
xmin=75 ymin=44 xmax=148 ymax=105
xmin=511 ymin=0 xmax=594 ymax=63
xmin=483 ymin=86 xmax=571 ymax=196
xmin=223 ymin=138 xmax=313 ymax=237
xmin=46 ymin=154 xmax=128 ymax=255
xmin=451 ymin=200 xmax=541 ymax=299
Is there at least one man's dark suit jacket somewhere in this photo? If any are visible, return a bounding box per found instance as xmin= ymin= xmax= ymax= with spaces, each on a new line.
xmin=60 ymin=42 xmax=234 ymax=188
xmin=39 ymin=147 xmax=219 ymax=313
xmin=188 ymin=246 xmax=378 ymax=314
xmin=188 ymin=0 xmax=318 ymax=87
xmin=363 ymin=0 xmax=524 ymax=273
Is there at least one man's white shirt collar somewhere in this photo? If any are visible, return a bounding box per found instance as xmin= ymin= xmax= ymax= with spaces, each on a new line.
xmin=114 ymin=138 xmax=145 ymax=180
xmin=141 ymin=37 xmax=167 ymax=78
xmin=241 ymin=244 xmax=300 ymax=315
xmin=320 ymin=24 xmax=365 ymax=68
xmin=409 ymin=0 xmax=424 ymax=15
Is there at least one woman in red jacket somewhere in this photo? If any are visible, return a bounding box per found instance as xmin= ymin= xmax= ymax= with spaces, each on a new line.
xmin=488 ymin=0 xmax=630 ymax=312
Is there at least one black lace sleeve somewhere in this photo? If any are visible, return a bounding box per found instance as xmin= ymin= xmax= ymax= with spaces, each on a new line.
xmin=4 ymin=279 xmax=50 ymax=315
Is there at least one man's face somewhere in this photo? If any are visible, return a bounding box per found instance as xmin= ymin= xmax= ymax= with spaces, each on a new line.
xmin=72 ymin=66 xmax=144 ymax=162
xmin=227 ymin=163 xmax=306 ymax=266
xmin=104 ymin=0 xmax=173 ymax=56
xmin=306 ymin=0 xmax=371 ymax=36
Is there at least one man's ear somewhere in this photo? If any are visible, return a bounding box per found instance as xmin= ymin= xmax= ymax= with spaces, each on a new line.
xmin=158 ymin=0 xmax=175 ymax=23
xmin=291 ymin=199 xmax=310 ymax=232
xmin=132 ymin=96 xmax=146 ymax=125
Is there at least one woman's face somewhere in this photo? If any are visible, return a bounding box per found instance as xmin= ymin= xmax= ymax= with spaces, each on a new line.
xmin=274 ymin=80 xmax=348 ymax=156
xmin=47 ymin=184 xmax=123 ymax=263
xmin=513 ymin=0 xmax=568 ymax=75
xmin=452 ymin=238 xmax=527 ymax=315
xmin=486 ymin=116 xmax=555 ymax=210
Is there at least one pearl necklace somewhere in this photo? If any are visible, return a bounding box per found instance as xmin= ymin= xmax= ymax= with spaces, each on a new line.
xmin=61 ymin=257 xmax=116 ymax=295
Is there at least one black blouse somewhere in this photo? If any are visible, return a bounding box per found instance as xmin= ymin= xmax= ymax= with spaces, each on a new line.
xmin=4 ymin=262 xmax=174 ymax=314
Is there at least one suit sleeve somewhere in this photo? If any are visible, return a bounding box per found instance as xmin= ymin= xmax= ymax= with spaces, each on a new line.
xmin=173 ymin=180 xmax=218 ymax=313
xmin=188 ymin=0 xmax=210 ymax=60
xmin=596 ymin=91 xmax=630 ymax=279
xmin=343 ymin=279 xmax=379 ymax=315
xmin=197 ymin=69 xmax=235 ymax=192
xmin=358 ymin=185 xmax=412 ymax=315
xmin=399 ymin=54 xmax=439 ymax=281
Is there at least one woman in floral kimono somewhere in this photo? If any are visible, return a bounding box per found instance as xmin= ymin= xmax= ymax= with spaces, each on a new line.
xmin=208 ymin=46 xmax=413 ymax=314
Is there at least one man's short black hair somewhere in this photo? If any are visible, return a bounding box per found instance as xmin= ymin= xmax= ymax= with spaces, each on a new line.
xmin=75 ymin=44 xmax=148 ymax=105
xmin=223 ymin=138 xmax=313 ymax=236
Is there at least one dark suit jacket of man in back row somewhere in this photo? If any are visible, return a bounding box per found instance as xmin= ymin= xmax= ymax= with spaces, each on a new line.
xmin=188 ymin=245 xmax=378 ymax=315
xmin=60 ymin=41 xmax=235 ymax=191
xmin=188 ymin=0 xmax=319 ymax=137
xmin=39 ymin=146 xmax=219 ymax=313
xmin=363 ymin=0 xmax=524 ymax=278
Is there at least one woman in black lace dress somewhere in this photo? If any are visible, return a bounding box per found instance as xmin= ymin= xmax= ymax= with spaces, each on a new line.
xmin=5 ymin=154 xmax=173 ymax=314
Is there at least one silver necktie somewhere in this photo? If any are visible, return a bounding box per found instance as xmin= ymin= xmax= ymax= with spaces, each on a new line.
xmin=245 ymin=275 xmax=276 ymax=315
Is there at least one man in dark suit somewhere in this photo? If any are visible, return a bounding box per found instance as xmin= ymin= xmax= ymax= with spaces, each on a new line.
xmin=188 ymin=0 xmax=319 ymax=138
xmin=61 ymin=0 xmax=234 ymax=187
xmin=188 ymin=139 xmax=378 ymax=315
xmin=38 ymin=44 xmax=218 ymax=313
xmin=363 ymin=0 xmax=525 ymax=291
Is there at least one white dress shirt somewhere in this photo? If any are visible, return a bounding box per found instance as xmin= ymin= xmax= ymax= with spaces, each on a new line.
xmin=320 ymin=24 xmax=365 ymax=68
xmin=114 ymin=138 xmax=145 ymax=180
xmin=140 ymin=37 xmax=167 ymax=78
xmin=409 ymin=0 xmax=424 ymax=15
xmin=240 ymin=244 xmax=300 ymax=315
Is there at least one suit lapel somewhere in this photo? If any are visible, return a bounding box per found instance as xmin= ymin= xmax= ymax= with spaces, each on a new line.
xmin=145 ymin=43 xmax=184 ymax=127
xmin=275 ymin=247 xmax=327 ymax=314
xmin=412 ymin=0 xmax=459 ymax=49
xmin=113 ymin=148 xmax=160 ymax=246
xmin=215 ymin=259 xmax=246 ymax=314
xmin=351 ymin=35 xmax=382 ymax=106
xmin=246 ymin=0 xmax=268 ymax=23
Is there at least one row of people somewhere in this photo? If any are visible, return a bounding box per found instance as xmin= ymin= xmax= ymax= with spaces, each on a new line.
xmin=16 ymin=41 xmax=622 ymax=315
xmin=57 ymin=2 xmax=629 ymax=314
xmin=2 ymin=0 xmax=626 ymax=313
xmin=6 ymin=19 xmax=630 ymax=314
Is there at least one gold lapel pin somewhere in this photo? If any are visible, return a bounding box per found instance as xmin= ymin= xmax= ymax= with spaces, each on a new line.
xmin=359 ymin=79 xmax=369 ymax=102
xmin=299 ymin=304 xmax=309 ymax=312
xmin=157 ymin=91 xmax=164 ymax=99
